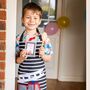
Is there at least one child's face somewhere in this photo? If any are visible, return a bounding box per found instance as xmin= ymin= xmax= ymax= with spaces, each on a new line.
xmin=22 ymin=9 xmax=41 ymax=31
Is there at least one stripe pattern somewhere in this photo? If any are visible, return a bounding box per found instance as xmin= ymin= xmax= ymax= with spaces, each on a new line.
xmin=18 ymin=41 xmax=47 ymax=90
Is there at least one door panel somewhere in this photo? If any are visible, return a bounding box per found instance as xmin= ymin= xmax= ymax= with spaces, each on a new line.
xmin=45 ymin=31 xmax=60 ymax=79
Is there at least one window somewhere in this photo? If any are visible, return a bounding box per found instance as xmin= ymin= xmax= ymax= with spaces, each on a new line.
xmin=23 ymin=0 xmax=57 ymax=28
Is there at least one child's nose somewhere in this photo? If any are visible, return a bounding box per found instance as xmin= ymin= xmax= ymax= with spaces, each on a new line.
xmin=30 ymin=18 xmax=34 ymax=23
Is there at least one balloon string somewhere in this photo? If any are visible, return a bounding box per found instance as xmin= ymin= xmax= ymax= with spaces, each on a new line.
xmin=61 ymin=0 xmax=63 ymax=15
xmin=61 ymin=0 xmax=65 ymax=16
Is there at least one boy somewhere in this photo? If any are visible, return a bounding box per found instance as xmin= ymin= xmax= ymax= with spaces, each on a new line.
xmin=16 ymin=2 xmax=53 ymax=90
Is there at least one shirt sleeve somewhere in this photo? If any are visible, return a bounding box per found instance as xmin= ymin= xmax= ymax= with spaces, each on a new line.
xmin=43 ymin=38 xmax=53 ymax=55
xmin=42 ymin=32 xmax=53 ymax=55
xmin=16 ymin=34 xmax=20 ymax=57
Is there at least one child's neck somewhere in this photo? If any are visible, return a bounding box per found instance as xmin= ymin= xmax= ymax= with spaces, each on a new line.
xmin=25 ymin=29 xmax=37 ymax=37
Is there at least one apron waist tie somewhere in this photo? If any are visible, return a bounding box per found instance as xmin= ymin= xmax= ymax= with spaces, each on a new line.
xmin=17 ymin=68 xmax=45 ymax=83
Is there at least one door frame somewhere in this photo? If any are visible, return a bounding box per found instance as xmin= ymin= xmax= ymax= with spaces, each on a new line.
xmin=5 ymin=0 xmax=17 ymax=90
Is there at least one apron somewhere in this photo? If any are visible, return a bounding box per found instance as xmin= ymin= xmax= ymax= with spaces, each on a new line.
xmin=17 ymin=29 xmax=47 ymax=90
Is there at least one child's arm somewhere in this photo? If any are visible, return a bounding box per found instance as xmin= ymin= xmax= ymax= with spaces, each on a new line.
xmin=39 ymin=32 xmax=53 ymax=62
xmin=39 ymin=46 xmax=52 ymax=61
xmin=16 ymin=34 xmax=27 ymax=64
xmin=16 ymin=50 xmax=27 ymax=64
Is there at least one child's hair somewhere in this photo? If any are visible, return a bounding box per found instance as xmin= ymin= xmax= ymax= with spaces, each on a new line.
xmin=22 ymin=2 xmax=43 ymax=18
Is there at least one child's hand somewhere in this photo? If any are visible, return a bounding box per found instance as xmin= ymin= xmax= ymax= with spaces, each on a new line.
xmin=17 ymin=49 xmax=27 ymax=63
xmin=39 ymin=46 xmax=45 ymax=57
xmin=39 ymin=46 xmax=52 ymax=62
xmin=20 ymin=49 xmax=27 ymax=58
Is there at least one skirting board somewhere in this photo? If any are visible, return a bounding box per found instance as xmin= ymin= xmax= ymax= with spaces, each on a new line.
xmin=58 ymin=75 xmax=86 ymax=82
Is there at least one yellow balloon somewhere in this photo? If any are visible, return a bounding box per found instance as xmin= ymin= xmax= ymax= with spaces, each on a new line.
xmin=57 ymin=16 xmax=70 ymax=28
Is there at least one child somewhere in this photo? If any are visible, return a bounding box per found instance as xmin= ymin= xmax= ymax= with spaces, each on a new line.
xmin=16 ymin=2 xmax=53 ymax=90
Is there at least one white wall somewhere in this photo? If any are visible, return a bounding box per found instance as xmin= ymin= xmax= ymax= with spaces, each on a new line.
xmin=58 ymin=0 xmax=86 ymax=82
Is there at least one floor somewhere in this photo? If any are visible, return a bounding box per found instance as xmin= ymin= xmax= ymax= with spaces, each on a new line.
xmin=47 ymin=79 xmax=86 ymax=90
xmin=15 ymin=79 xmax=86 ymax=90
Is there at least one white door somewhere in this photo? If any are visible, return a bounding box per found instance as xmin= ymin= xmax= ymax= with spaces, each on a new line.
xmin=45 ymin=31 xmax=60 ymax=79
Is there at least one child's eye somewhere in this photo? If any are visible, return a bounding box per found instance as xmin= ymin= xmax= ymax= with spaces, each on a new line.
xmin=26 ymin=17 xmax=30 ymax=19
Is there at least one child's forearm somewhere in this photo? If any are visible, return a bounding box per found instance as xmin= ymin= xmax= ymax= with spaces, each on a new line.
xmin=16 ymin=56 xmax=25 ymax=64
xmin=16 ymin=50 xmax=27 ymax=64
xmin=41 ymin=54 xmax=52 ymax=62
xmin=16 ymin=57 xmax=22 ymax=64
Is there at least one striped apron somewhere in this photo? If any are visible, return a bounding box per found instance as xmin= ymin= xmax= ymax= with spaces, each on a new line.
xmin=17 ymin=30 xmax=47 ymax=90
